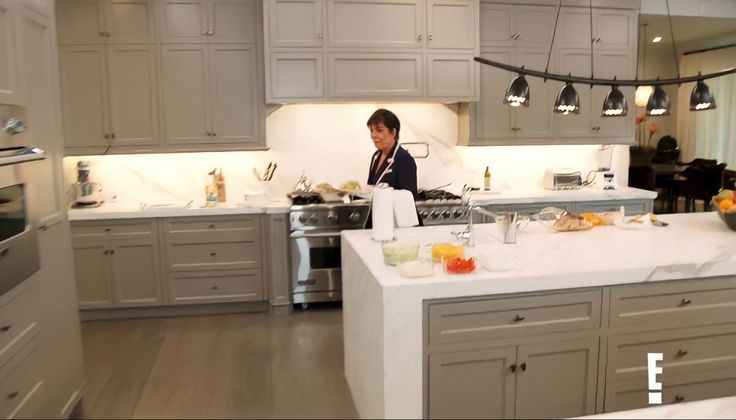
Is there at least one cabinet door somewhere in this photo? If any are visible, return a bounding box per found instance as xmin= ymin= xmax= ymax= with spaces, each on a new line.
xmin=428 ymin=347 xmax=516 ymax=419
xmin=106 ymin=0 xmax=156 ymax=44
xmin=514 ymin=49 xmax=553 ymax=138
xmin=327 ymin=53 xmax=422 ymax=98
xmin=479 ymin=3 xmax=513 ymax=47
xmin=107 ymin=45 xmax=160 ymax=146
xmin=427 ymin=0 xmax=475 ymax=50
xmin=327 ymin=0 xmax=423 ymax=49
xmin=515 ymin=337 xmax=599 ymax=419
xmin=159 ymin=0 xmax=208 ymax=43
xmin=160 ymin=44 xmax=210 ymax=144
xmin=594 ymin=9 xmax=636 ymax=50
xmin=473 ymin=49 xmax=514 ymax=141
xmin=591 ymin=51 xmax=634 ymax=139
xmin=0 ymin=0 xmax=21 ymax=105
xmin=55 ymin=0 xmax=107 ymax=44
xmin=72 ymin=243 xmax=113 ymax=308
xmin=267 ymin=0 xmax=324 ymax=47
xmin=209 ymin=0 xmax=257 ymax=43
xmin=59 ymin=45 xmax=111 ymax=148
xmin=515 ymin=6 xmax=556 ymax=48
xmin=209 ymin=44 xmax=259 ymax=144
xmin=427 ymin=54 xmax=475 ymax=98
xmin=557 ymin=8 xmax=592 ymax=50
xmin=109 ymin=240 xmax=162 ymax=306
xmin=555 ymin=49 xmax=592 ymax=138
xmin=268 ymin=52 xmax=324 ymax=100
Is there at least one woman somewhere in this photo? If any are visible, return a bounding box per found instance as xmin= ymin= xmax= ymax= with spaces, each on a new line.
xmin=365 ymin=108 xmax=421 ymax=227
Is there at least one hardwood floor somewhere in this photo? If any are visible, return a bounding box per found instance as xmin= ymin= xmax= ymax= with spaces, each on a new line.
xmin=78 ymin=309 xmax=359 ymax=419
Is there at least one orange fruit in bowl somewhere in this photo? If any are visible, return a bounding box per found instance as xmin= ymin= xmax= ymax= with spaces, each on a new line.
xmin=719 ymin=199 xmax=734 ymax=211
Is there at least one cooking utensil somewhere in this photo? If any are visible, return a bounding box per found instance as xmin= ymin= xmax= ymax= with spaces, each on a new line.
xmin=267 ymin=163 xmax=278 ymax=180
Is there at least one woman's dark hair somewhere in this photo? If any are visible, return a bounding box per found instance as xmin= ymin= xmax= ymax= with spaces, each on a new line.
xmin=367 ymin=108 xmax=400 ymax=140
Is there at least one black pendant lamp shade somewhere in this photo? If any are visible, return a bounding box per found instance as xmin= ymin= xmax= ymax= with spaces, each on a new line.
xmin=554 ymin=82 xmax=580 ymax=115
xmin=690 ymin=79 xmax=716 ymax=111
xmin=601 ymin=85 xmax=628 ymax=117
xmin=646 ymin=85 xmax=671 ymax=116
xmin=503 ymin=74 xmax=530 ymax=107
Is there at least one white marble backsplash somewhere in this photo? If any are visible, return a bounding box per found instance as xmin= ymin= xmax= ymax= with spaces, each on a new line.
xmin=62 ymin=103 xmax=630 ymax=205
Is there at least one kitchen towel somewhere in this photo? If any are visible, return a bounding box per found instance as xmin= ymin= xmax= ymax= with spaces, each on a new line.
xmin=371 ymin=184 xmax=395 ymax=241
xmin=393 ymin=189 xmax=419 ymax=227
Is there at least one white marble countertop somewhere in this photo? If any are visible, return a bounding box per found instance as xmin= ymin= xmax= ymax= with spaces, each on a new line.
xmin=67 ymin=198 xmax=291 ymax=221
xmin=470 ymin=186 xmax=657 ymax=205
xmin=575 ymin=396 xmax=736 ymax=419
xmin=341 ymin=212 xmax=736 ymax=419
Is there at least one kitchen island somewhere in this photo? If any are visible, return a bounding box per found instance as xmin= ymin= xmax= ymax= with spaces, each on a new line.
xmin=341 ymin=212 xmax=736 ymax=419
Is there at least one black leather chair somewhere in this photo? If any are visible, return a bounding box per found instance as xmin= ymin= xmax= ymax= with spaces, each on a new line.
xmin=673 ymin=163 xmax=727 ymax=212
xmin=629 ymin=165 xmax=656 ymax=191
xmin=651 ymin=135 xmax=681 ymax=164
xmin=722 ymin=169 xmax=736 ymax=190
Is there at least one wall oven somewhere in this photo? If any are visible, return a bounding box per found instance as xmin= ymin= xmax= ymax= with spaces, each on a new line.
xmin=0 ymin=183 xmax=40 ymax=296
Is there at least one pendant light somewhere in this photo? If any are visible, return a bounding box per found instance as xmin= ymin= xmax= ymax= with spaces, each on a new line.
xmin=646 ymin=85 xmax=671 ymax=116
xmin=602 ymin=85 xmax=627 ymax=117
xmin=554 ymin=82 xmax=580 ymax=115
xmin=503 ymin=74 xmax=530 ymax=107
xmin=635 ymin=24 xmax=653 ymax=107
xmin=635 ymin=86 xmax=653 ymax=107
xmin=689 ymin=78 xmax=716 ymax=111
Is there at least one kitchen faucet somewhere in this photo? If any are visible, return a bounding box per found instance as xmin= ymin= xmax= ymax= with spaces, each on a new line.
xmin=452 ymin=185 xmax=532 ymax=246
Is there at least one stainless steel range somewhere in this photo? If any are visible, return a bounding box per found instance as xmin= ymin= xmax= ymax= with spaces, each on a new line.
xmin=288 ymin=189 xmax=468 ymax=307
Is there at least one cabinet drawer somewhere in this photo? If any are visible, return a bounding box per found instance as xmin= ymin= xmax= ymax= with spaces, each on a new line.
xmin=72 ymin=221 xmax=155 ymax=239
xmin=165 ymin=217 xmax=261 ymax=244
xmin=610 ymin=277 xmax=736 ymax=328
xmin=0 ymin=287 xmax=40 ymax=366
xmin=0 ymin=339 xmax=44 ymax=419
xmin=167 ymin=241 xmax=261 ymax=271
xmin=608 ymin=324 xmax=736 ymax=384
xmin=427 ymin=290 xmax=601 ymax=344
xmin=607 ymin=376 xmax=736 ymax=412
xmin=576 ymin=200 xmax=649 ymax=216
xmin=169 ymin=270 xmax=264 ymax=304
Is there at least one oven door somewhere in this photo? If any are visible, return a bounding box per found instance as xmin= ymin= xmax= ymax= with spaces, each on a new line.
xmin=290 ymin=230 xmax=342 ymax=304
xmin=0 ymin=183 xmax=39 ymax=296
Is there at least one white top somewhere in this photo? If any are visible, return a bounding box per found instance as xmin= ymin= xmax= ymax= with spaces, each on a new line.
xmin=470 ymin=186 xmax=657 ymax=206
xmin=574 ymin=396 xmax=736 ymax=419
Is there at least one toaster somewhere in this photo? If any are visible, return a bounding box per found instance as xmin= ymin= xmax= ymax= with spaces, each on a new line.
xmin=545 ymin=169 xmax=583 ymax=190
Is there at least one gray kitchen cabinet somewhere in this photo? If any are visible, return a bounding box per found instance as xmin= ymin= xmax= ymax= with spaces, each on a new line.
xmin=159 ymin=0 xmax=257 ymax=44
xmin=479 ymin=3 xmax=555 ymax=48
xmin=428 ymin=346 xmax=516 ymax=419
xmin=71 ymin=221 xmax=163 ymax=309
xmin=0 ymin=0 xmax=21 ymax=105
xmin=427 ymin=0 xmax=477 ymax=50
xmin=266 ymin=0 xmax=323 ymax=47
xmin=573 ymin=199 xmax=652 ymax=215
xmin=266 ymin=213 xmax=290 ymax=306
xmin=56 ymin=0 xmax=156 ymax=45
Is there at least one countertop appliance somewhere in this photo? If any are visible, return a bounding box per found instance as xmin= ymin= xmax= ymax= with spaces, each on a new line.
xmin=289 ymin=189 xmax=468 ymax=307
xmin=545 ymin=169 xmax=583 ymax=190
xmin=0 ymin=184 xmax=40 ymax=296
xmin=73 ymin=161 xmax=103 ymax=207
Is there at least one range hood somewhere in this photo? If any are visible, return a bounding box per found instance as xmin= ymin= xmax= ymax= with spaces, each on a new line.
xmin=0 ymin=147 xmax=47 ymax=167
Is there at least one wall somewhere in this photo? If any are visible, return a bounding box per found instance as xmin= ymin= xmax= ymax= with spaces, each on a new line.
xmin=639 ymin=48 xmax=680 ymax=147
xmin=62 ymin=104 xmax=630 ymax=205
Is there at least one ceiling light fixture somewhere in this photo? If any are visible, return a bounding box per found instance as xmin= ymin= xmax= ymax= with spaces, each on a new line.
xmin=602 ymin=85 xmax=627 ymax=117
xmin=689 ymin=77 xmax=716 ymax=111
xmin=652 ymin=36 xmax=663 ymax=43
xmin=474 ymin=0 xmax=735 ymax=116
xmin=503 ymin=73 xmax=530 ymax=107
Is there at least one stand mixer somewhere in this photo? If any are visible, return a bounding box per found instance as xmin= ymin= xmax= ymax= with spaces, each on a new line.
xmin=73 ymin=161 xmax=103 ymax=207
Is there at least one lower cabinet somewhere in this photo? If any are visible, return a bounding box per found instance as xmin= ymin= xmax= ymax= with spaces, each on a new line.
xmin=428 ymin=338 xmax=599 ymax=419
xmin=168 ymin=269 xmax=264 ymax=305
xmin=478 ymin=198 xmax=654 ymax=222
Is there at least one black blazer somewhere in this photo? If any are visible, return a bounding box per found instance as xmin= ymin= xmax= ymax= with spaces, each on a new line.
xmin=367 ymin=142 xmax=418 ymax=199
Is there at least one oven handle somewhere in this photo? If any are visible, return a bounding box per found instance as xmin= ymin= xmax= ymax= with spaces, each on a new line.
xmin=290 ymin=231 xmax=341 ymax=239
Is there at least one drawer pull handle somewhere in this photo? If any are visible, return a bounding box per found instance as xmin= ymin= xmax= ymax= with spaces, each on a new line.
xmin=680 ymin=298 xmax=692 ymax=306
xmin=6 ymin=391 xmax=19 ymax=400
xmin=514 ymin=314 xmax=525 ymax=322
xmin=209 ymin=224 xmax=215 ymax=228
xmin=211 ymin=286 xmax=219 ymax=290
xmin=509 ymin=364 xmax=516 ymax=373
xmin=520 ymin=362 xmax=527 ymax=372
xmin=676 ymin=349 xmax=689 ymax=357
xmin=104 ymin=228 xmax=111 ymax=232
xmin=297 ymin=279 xmax=317 ymax=286
xmin=210 ymin=252 xmax=216 ymax=256
xmin=0 ymin=248 xmax=8 ymax=258
xmin=0 ymin=325 xmax=11 ymax=333
xmin=674 ymin=395 xmax=685 ymax=403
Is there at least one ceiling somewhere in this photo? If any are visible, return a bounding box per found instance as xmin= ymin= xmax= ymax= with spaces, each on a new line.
xmin=639 ymin=15 xmax=736 ymax=47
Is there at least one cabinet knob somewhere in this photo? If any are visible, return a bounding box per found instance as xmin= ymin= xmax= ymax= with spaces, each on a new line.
xmin=6 ymin=391 xmax=19 ymax=400
xmin=99 ymin=31 xmax=105 ymax=37
xmin=209 ymin=224 xmax=215 ymax=228
xmin=111 ymin=133 xmax=116 ymax=139
xmin=201 ymin=30 xmax=209 ymax=36
xmin=110 ymin=250 xmax=115 ymax=255
xmin=0 ymin=325 xmax=11 ymax=333
xmin=674 ymin=395 xmax=685 ymax=403
xmin=317 ymin=32 xmax=323 ymax=39
xmin=104 ymin=133 xmax=110 ymax=139
xmin=592 ymin=126 xmax=601 ymax=131
xmin=676 ymin=349 xmax=689 ymax=357
xmin=105 ymin=31 xmax=111 ymax=37
xmin=417 ymin=34 xmax=423 ymax=40
xmin=514 ymin=314 xmax=525 ymax=322
xmin=211 ymin=131 xmax=217 ymax=137
xmin=104 ymin=228 xmax=111 ymax=232
xmin=680 ymin=298 xmax=692 ymax=306
xmin=520 ymin=362 xmax=527 ymax=372
xmin=428 ymin=34 xmax=433 ymax=41
xmin=210 ymin=252 xmax=217 ymax=256
xmin=39 ymin=225 xmax=47 ymax=231
xmin=211 ymin=286 xmax=219 ymax=290
xmin=509 ymin=364 xmax=517 ymax=373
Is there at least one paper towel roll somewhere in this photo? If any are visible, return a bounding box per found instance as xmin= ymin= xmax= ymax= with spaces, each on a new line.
xmin=371 ymin=184 xmax=395 ymax=241
xmin=393 ymin=189 xmax=419 ymax=227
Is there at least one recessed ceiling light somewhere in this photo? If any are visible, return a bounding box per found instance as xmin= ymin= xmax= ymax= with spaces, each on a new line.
xmin=652 ymin=36 xmax=663 ymax=43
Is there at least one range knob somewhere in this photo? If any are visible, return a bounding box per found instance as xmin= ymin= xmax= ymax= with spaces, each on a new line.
xmin=327 ymin=212 xmax=338 ymax=223
xmin=429 ymin=210 xmax=440 ymax=219
xmin=453 ymin=208 xmax=465 ymax=218
xmin=419 ymin=210 xmax=429 ymax=219
xmin=441 ymin=209 xmax=452 ymax=219
xmin=349 ymin=211 xmax=361 ymax=223
xmin=308 ymin=215 xmax=320 ymax=224
xmin=298 ymin=214 xmax=308 ymax=223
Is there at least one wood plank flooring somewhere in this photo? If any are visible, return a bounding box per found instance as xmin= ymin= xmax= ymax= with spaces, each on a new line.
xmin=78 ymin=309 xmax=358 ymax=419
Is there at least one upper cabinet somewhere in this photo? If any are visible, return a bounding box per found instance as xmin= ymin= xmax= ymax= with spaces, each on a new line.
xmin=263 ymin=0 xmax=480 ymax=103
xmin=0 ymin=0 xmax=22 ymax=105
xmin=57 ymin=0 xmax=156 ymax=44
xmin=159 ymin=0 xmax=257 ymax=43
xmin=464 ymin=0 xmax=638 ymax=146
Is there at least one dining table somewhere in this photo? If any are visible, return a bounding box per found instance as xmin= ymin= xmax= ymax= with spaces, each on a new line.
xmin=651 ymin=163 xmax=688 ymax=213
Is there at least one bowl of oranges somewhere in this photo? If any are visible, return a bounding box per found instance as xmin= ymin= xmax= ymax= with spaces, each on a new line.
xmin=712 ymin=189 xmax=736 ymax=231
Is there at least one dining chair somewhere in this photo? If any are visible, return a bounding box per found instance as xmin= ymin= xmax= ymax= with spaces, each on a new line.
xmin=672 ymin=163 xmax=727 ymax=212
xmin=723 ymin=169 xmax=736 ymax=190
